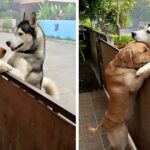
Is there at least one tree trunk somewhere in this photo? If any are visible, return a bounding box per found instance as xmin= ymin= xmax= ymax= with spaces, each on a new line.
xmin=116 ymin=0 xmax=121 ymax=39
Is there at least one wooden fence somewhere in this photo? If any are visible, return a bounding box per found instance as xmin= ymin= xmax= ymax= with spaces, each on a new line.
xmin=0 ymin=72 xmax=75 ymax=150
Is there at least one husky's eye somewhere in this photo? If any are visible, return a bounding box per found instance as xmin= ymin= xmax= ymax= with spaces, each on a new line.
xmin=18 ymin=32 xmax=23 ymax=36
xmin=146 ymin=30 xmax=150 ymax=34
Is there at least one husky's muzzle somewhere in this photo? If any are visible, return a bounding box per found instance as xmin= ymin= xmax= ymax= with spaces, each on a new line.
xmin=6 ymin=41 xmax=24 ymax=51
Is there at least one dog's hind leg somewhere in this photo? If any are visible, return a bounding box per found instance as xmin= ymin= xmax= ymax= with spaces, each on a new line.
xmin=107 ymin=124 xmax=128 ymax=150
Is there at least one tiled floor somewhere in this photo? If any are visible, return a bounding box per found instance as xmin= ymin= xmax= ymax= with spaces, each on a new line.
xmin=79 ymin=90 xmax=132 ymax=150
xmin=79 ymin=90 xmax=111 ymax=150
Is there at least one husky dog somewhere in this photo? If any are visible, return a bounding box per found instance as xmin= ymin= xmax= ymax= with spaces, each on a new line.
xmin=6 ymin=12 xmax=59 ymax=99
xmin=132 ymin=24 xmax=150 ymax=46
xmin=131 ymin=24 xmax=150 ymax=83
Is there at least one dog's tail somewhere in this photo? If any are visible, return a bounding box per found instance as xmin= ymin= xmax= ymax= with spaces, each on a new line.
xmin=42 ymin=77 xmax=59 ymax=99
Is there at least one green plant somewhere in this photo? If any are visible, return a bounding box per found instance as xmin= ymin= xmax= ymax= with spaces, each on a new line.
xmin=62 ymin=3 xmax=75 ymax=20
xmin=114 ymin=35 xmax=133 ymax=49
xmin=2 ymin=17 xmax=12 ymax=29
xmin=37 ymin=2 xmax=51 ymax=20
xmin=37 ymin=2 xmax=75 ymax=20
xmin=37 ymin=2 xmax=60 ymax=20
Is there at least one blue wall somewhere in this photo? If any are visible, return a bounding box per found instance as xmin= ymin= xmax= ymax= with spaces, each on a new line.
xmin=39 ymin=20 xmax=76 ymax=40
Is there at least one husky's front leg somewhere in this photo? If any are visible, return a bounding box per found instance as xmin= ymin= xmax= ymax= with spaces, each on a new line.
xmin=0 ymin=60 xmax=13 ymax=73
xmin=136 ymin=62 xmax=150 ymax=78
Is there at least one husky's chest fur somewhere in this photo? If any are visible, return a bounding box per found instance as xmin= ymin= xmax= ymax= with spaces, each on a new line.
xmin=9 ymin=47 xmax=45 ymax=89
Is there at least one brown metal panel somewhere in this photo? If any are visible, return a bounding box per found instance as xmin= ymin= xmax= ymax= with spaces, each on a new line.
xmin=128 ymin=79 xmax=150 ymax=150
xmin=0 ymin=75 xmax=75 ymax=150
xmin=99 ymin=39 xmax=118 ymax=69
xmin=2 ymin=72 xmax=75 ymax=123
xmin=88 ymin=30 xmax=101 ymax=84
xmin=99 ymin=39 xmax=118 ymax=85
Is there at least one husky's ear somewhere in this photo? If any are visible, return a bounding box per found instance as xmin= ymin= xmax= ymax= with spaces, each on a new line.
xmin=29 ymin=12 xmax=37 ymax=26
xmin=23 ymin=12 xmax=26 ymax=20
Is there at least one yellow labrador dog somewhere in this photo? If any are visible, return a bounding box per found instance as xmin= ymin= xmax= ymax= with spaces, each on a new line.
xmin=89 ymin=42 xmax=150 ymax=150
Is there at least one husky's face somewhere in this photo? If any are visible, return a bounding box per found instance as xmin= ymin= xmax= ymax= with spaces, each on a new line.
xmin=132 ymin=25 xmax=150 ymax=45
xmin=6 ymin=12 xmax=37 ymax=52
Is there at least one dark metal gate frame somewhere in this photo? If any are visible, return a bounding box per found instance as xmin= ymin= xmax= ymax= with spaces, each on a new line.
xmin=79 ymin=25 xmax=107 ymax=88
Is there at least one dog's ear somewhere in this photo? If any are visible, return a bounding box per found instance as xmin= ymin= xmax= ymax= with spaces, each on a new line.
xmin=29 ymin=12 xmax=37 ymax=26
xmin=23 ymin=12 xmax=26 ymax=21
xmin=115 ymin=48 xmax=133 ymax=67
xmin=121 ymin=49 xmax=134 ymax=66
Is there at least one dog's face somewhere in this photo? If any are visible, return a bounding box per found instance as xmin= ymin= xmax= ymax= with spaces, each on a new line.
xmin=0 ymin=47 xmax=6 ymax=58
xmin=119 ymin=42 xmax=150 ymax=69
xmin=6 ymin=12 xmax=37 ymax=52
xmin=132 ymin=25 xmax=150 ymax=45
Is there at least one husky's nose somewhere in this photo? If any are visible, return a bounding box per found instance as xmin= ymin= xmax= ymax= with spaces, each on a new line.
xmin=131 ymin=32 xmax=136 ymax=38
xmin=6 ymin=41 xmax=11 ymax=47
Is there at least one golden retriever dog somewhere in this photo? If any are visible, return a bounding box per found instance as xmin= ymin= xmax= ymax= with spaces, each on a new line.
xmin=0 ymin=47 xmax=13 ymax=73
xmin=88 ymin=41 xmax=150 ymax=150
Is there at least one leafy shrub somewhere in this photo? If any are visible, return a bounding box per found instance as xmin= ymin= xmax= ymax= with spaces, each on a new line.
xmin=37 ymin=2 xmax=75 ymax=20
xmin=62 ymin=3 xmax=75 ymax=20
xmin=114 ymin=35 xmax=133 ymax=49
xmin=2 ymin=17 xmax=12 ymax=29
xmin=37 ymin=2 xmax=59 ymax=20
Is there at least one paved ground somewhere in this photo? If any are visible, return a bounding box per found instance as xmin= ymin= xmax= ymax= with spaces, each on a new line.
xmin=79 ymin=90 xmax=132 ymax=150
xmin=79 ymin=90 xmax=110 ymax=150
xmin=0 ymin=32 xmax=76 ymax=114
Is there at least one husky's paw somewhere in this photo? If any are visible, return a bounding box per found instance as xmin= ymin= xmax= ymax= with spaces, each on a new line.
xmin=0 ymin=61 xmax=13 ymax=73
xmin=136 ymin=67 xmax=145 ymax=76
xmin=136 ymin=62 xmax=150 ymax=77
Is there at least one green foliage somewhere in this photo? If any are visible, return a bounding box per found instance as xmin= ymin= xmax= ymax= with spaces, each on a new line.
xmin=80 ymin=0 xmax=136 ymax=34
xmin=2 ymin=17 xmax=12 ymax=29
xmin=62 ymin=3 xmax=75 ymax=20
xmin=3 ymin=0 xmax=10 ymax=4
xmin=37 ymin=2 xmax=57 ymax=20
xmin=80 ymin=18 xmax=92 ymax=28
xmin=114 ymin=35 xmax=133 ymax=49
xmin=37 ymin=2 xmax=75 ymax=20
xmin=0 ymin=9 xmax=20 ymax=20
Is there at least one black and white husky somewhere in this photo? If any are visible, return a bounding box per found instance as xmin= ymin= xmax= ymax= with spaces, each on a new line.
xmin=131 ymin=24 xmax=150 ymax=79
xmin=6 ymin=12 xmax=59 ymax=99
xmin=132 ymin=24 xmax=150 ymax=46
